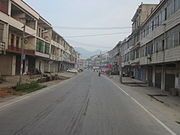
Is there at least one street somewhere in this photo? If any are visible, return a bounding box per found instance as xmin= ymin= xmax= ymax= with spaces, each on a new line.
xmin=0 ymin=71 xmax=176 ymax=135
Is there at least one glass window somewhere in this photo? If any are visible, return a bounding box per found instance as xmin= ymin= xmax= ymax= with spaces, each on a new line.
xmin=0 ymin=23 xmax=3 ymax=42
xmin=11 ymin=34 xmax=14 ymax=46
xmin=179 ymin=32 xmax=180 ymax=45
xmin=36 ymin=39 xmax=44 ymax=53
xmin=45 ymin=43 xmax=50 ymax=54
xmin=165 ymin=7 xmax=167 ymax=20
xmin=16 ymin=36 xmax=20 ymax=48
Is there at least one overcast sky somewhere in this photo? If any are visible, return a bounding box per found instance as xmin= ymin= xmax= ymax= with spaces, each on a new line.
xmin=25 ymin=0 xmax=159 ymax=51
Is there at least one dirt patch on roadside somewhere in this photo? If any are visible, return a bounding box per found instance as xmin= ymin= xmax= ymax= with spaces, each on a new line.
xmin=0 ymin=87 xmax=23 ymax=98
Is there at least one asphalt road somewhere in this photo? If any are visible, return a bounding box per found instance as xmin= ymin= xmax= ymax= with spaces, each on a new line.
xmin=0 ymin=71 xmax=175 ymax=135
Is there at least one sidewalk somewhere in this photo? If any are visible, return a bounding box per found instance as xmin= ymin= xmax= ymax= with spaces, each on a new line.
xmin=0 ymin=72 xmax=76 ymax=102
xmin=0 ymin=72 xmax=76 ymax=88
xmin=110 ymin=75 xmax=180 ymax=112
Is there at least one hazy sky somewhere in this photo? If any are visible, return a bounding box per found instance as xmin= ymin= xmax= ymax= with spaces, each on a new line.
xmin=25 ymin=0 xmax=159 ymax=51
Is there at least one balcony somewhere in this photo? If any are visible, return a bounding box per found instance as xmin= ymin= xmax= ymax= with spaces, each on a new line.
xmin=35 ymin=39 xmax=50 ymax=58
xmin=11 ymin=0 xmax=39 ymax=19
xmin=11 ymin=3 xmax=36 ymax=30
xmin=0 ymin=42 xmax=5 ymax=54
xmin=7 ymin=46 xmax=35 ymax=56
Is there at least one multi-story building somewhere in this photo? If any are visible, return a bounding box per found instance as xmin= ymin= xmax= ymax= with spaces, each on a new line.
xmin=0 ymin=0 xmax=79 ymax=75
xmin=117 ymin=0 xmax=180 ymax=92
xmin=108 ymin=42 xmax=121 ymax=74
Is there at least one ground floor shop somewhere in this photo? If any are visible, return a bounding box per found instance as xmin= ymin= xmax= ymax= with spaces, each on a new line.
xmin=0 ymin=53 xmax=35 ymax=75
xmin=0 ymin=54 xmax=76 ymax=76
xmin=123 ymin=62 xmax=180 ymax=94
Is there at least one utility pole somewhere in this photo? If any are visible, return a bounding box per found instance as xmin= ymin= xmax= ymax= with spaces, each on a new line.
xmin=19 ymin=24 xmax=25 ymax=84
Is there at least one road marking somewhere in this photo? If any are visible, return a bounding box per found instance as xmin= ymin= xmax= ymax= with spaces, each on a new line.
xmin=0 ymin=96 xmax=30 ymax=112
xmin=106 ymin=77 xmax=176 ymax=135
xmin=0 ymin=73 xmax=81 ymax=112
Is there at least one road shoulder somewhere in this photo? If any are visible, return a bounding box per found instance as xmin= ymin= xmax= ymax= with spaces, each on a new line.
xmin=106 ymin=75 xmax=180 ymax=135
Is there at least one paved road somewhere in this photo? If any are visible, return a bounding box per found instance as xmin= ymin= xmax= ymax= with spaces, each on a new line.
xmin=0 ymin=71 xmax=175 ymax=135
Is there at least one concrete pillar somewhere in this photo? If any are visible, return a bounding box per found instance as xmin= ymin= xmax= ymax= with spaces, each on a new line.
xmin=24 ymin=59 xmax=28 ymax=74
xmin=3 ymin=23 xmax=9 ymax=50
xmin=161 ymin=66 xmax=165 ymax=90
xmin=8 ymin=0 xmax=11 ymax=16
xmin=12 ymin=56 xmax=16 ymax=75
xmin=152 ymin=66 xmax=156 ymax=87
xmin=175 ymin=63 xmax=180 ymax=89
xmin=48 ymin=62 xmax=51 ymax=72
xmin=145 ymin=67 xmax=148 ymax=82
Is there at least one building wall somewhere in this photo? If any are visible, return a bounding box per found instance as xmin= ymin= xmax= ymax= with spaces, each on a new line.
xmin=0 ymin=0 xmax=78 ymax=75
xmin=35 ymin=59 xmax=45 ymax=73
xmin=0 ymin=55 xmax=13 ymax=75
xmin=118 ymin=0 xmax=180 ymax=92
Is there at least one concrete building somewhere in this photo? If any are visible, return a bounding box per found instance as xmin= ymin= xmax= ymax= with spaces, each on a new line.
xmin=117 ymin=1 xmax=180 ymax=93
xmin=108 ymin=43 xmax=121 ymax=74
xmin=0 ymin=0 xmax=79 ymax=75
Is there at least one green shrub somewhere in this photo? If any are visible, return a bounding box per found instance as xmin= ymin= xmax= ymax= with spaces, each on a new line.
xmin=16 ymin=81 xmax=46 ymax=93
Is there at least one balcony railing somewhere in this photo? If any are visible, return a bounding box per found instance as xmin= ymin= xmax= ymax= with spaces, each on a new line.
xmin=0 ymin=42 xmax=5 ymax=54
xmin=7 ymin=46 xmax=35 ymax=56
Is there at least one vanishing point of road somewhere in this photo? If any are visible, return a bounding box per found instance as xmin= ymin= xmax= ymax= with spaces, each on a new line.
xmin=0 ymin=71 xmax=176 ymax=135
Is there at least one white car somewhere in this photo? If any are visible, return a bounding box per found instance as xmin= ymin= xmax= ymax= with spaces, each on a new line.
xmin=67 ymin=69 xmax=78 ymax=73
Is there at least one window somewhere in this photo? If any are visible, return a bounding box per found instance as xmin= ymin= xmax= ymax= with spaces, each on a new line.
xmin=38 ymin=28 xmax=41 ymax=37
xmin=155 ymin=15 xmax=159 ymax=27
xmin=41 ymin=29 xmax=44 ymax=38
xmin=135 ymin=49 xmax=139 ymax=58
xmin=146 ymin=25 xmax=149 ymax=35
xmin=0 ymin=23 xmax=3 ymax=42
xmin=152 ymin=21 xmax=155 ymax=31
xmin=36 ymin=39 xmax=44 ymax=53
xmin=174 ymin=32 xmax=179 ymax=47
xmin=162 ymin=39 xmax=165 ymax=51
xmin=16 ymin=36 xmax=20 ymax=48
xmin=159 ymin=11 xmax=162 ymax=24
xmin=164 ymin=7 xmax=167 ymax=20
xmin=11 ymin=34 xmax=14 ymax=46
xmin=45 ymin=43 xmax=50 ymax=54
xmin=147 ymin=42 xmax=153 ymax=54
xmin=179 ymin=32 xmax=180 ymax=45
xmin=155 ymin=42 xmax=158 ymax=53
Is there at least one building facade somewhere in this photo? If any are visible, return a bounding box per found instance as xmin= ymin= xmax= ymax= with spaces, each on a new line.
xmin=0 ymin=0 xmax=79 ymax=75
xmin=118 ymin=1 xmax=180 ymax=92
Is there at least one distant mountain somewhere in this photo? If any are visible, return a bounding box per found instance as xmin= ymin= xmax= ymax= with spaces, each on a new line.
xmin=75 ymin=47 xmax=101 ymax=58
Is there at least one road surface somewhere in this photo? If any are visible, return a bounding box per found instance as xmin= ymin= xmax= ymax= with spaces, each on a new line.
xmin=0 ymin=71 xmax=175 ymax=135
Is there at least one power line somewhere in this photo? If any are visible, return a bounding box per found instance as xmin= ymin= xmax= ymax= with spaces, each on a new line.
xmin=53 ymin=26 xmax=132 ymax=30
xmin=67 ymin=39 xmax=111 ymax=49
xmin=64 ymin=32 xmax=130 ymax=38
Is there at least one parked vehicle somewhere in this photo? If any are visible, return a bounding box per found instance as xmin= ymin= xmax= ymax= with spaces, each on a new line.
xmin=67 ymin=69 xmax=78 ymax=73
xmin=78 ymin=69 xmax=83 ymax=72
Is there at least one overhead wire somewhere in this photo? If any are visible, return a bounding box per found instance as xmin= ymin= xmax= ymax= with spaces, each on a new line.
xmin=64 ymin=32 xmax=130 ymax=38
xmin=53 ymin=26 xmax=132 ymax=30
xmin=67 ymin=39 xmax=111 ymax=49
